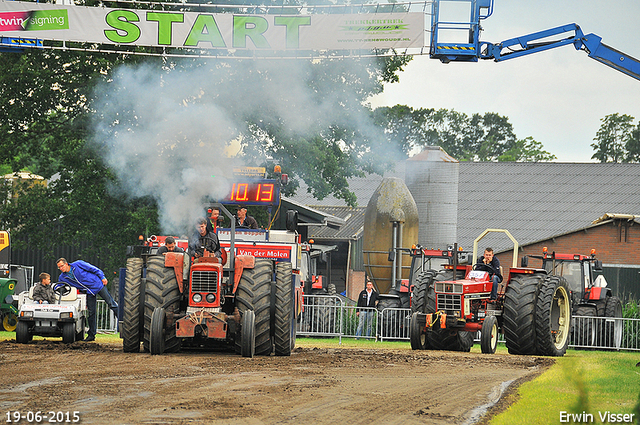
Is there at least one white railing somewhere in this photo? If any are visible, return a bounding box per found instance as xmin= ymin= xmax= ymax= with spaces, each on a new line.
xmin=96 ymin=300 xmax=118 ymax=333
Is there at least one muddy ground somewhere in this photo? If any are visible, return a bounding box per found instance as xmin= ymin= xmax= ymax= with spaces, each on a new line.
xmin=0 ymin=339 xmax=553 ymax=425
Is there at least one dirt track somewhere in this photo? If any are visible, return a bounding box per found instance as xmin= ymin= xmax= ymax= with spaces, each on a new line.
xmin=0 ymin=339 xmax=552 ymax=424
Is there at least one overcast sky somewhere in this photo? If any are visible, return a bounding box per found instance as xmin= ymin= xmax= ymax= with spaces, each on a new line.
xmin=370 ymin=0 xmax=640 ymax=162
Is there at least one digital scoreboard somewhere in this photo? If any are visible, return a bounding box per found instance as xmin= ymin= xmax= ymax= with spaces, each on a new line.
xmin=222 ymin=180 xmax=280 ymax=206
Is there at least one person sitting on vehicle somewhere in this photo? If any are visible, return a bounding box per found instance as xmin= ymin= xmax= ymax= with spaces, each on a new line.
xmin=235 ymin=205 xmax=259 ymax=229
xmin=32 ymin=272 xmax=56 ymax=304
xmin=206 ymin=207 xmax=224 ymax=233
xmin=477 ymin=247 xmax=502 ymax=301
xmin=189 ymin=217 xmax=222 ymax=259
xmin=156 ymin=236 xmax=185 ymax=256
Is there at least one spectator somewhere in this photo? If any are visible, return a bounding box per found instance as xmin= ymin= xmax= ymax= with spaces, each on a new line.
xmin=156 ymin=236 xmax=185 ymax=256
xmin=56 ymin=258 xmax=118 ymax=342
xmin=32 ymin=272 xmax=56 ymax=304
xmin=477 ymin=247 xmax=502 ymax=301
xmin=355 ymin=278 xmax=379 ymax=339
xmin=235 ymin=205 xmax=258 ymax=229
xmin=189 ymin=217 xmax=222 ymax=259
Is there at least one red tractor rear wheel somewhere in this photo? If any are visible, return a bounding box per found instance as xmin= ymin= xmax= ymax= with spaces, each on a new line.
xmin=122 ymin=257 xmax=143 ymax=353
xmin=274 ymin=261 xmax=294 ymax=356
xmin=144 ymin=256 xmax=182 ymax=353
xmin=602 ymin=296 xmax=623 ymax=350
xmin=503 ymin=273 xmax=545 ymax=355
xmin=234 ymin=259 xmax=274 ymax=356
xmin=535 ymin=275 xmax=571 ymax=356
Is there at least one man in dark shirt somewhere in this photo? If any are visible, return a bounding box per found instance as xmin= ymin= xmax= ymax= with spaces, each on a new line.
xmin=355 ymin=279 xmax=379 ymax=338
xmin=235 ymin=205 xmax=259 ymax=229
xmin=156 ymin=236 xmax=185 ymax=256
xmin=478 ymin=247 xmax=502 ymax=301
xmin=206 ymin=207 xmax=224 ymax=233
xmin=189 ymin=218 xmax=222 ymax=259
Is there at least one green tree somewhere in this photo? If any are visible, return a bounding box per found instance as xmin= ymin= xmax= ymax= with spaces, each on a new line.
xmin=624 ymin=122 xmax=640 ymax=162
xmin=372 ymin=105 xmax=550 ymax=162
xmin=591 ymin=113 xmax=635 ymax=163
xmin=498 ymin=136 xmax=557 ymax=162
xmin=0 ymin=49 xmax=160 ymax=274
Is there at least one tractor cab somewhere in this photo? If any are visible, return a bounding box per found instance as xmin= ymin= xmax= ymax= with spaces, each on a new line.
xmin=521 ymin=247 xmax=606 ymax=307
xmin=299 ymin=241 xmax=337 ymax=296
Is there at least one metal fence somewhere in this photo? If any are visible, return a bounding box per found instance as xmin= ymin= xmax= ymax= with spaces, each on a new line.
xmin=96 ymin=300 xmax=118 ymax=333
xmin=297 ymin=297 xmax=640 ymax=351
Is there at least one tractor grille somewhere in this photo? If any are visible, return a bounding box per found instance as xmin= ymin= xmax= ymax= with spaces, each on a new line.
xmin=437 ymin=294 xmax=462 ymax=312
xmin=435 ymin=282 xmax=463 ymax=293
xmin=191 ymin=271 xmax=219 ymax=293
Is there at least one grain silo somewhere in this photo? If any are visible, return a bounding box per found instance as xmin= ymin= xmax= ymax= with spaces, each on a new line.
xmin=362 ymin=177 xmax=419 ymax=296
xmin=405 ymin=146 xmax=459 ymax=249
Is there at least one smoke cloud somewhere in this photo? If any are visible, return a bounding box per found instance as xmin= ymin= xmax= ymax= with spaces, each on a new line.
xmin=92 ymin=56 xmax=388 ymax=235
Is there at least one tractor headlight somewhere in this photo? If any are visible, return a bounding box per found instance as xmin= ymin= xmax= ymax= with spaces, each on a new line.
xmin=60 ymin=312 xmax=73 ymax=319
xmin=206 ymin=293 xmax=216 ymax=303
xmin=192 ymin=293 xmax=202 ymax=303
xmin=20 ymin=311 xmax=33 ymax=318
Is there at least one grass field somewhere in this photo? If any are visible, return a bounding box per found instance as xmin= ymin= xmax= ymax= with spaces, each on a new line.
xmin=2 ymin=332 xmax=638 ymax=424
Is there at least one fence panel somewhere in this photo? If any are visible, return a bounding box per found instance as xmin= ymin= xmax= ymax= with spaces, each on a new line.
xmin=297 ymin=295 xmax=343 ymax=337
xmin=96 ymin=300 xmax=118 ymax=333
xmin=379 ymin=308 xmax=411 ymax=341
xmin=571 ymin=315 xmax=639 ymax=351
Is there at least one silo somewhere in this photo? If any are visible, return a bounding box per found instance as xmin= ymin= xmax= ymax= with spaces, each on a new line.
xmin=405 ymin=146 xmax=459 ymax=249
xmin=362 ymin=177 xmax=419 ymax=295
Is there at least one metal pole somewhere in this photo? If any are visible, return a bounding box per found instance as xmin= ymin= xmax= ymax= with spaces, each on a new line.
xmin=391 ymin=221 xmax=398 ymax=291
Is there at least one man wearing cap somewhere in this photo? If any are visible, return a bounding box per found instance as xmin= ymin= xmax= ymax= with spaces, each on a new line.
xmin=235 ymin=205 xmax=259 ymax=229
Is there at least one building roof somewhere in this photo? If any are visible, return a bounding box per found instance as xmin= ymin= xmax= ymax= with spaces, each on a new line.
xmin=458 ymin=163 xmax=640 ymax=253
xmin=306 ymin=206 xmax=366 ymax=241
xmin=288 ymin=162 xmax=640 ymax=252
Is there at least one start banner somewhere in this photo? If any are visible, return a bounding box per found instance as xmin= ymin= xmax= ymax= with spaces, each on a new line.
xmin=0 ymin=1 xmax=425 ymax=51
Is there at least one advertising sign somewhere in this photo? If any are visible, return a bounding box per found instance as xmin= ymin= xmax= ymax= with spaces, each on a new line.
xmin=0 ymin=1 xmax=425 ymax=51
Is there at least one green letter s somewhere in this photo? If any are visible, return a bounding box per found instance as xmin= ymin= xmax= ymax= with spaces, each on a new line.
xmin=104 ymin=10 xmax=141 ymax=44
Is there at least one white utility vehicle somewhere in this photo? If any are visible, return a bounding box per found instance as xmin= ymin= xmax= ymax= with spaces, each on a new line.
xmin=16 ymin=282 xmax=87 ymax=343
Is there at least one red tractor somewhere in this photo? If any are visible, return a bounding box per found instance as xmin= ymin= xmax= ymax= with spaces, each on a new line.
xmin=521 ymin=248 xmax=623 ymax=349
xmin=410 ymin=229 xmax=573 ymax=356
xmin=122 ymin=204 xmax=297 ymax=357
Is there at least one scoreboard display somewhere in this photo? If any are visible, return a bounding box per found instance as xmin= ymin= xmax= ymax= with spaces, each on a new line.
xmin=222 ymin=180 xmax=280 ymax=206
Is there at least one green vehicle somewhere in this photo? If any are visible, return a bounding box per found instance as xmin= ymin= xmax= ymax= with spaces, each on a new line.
xmin=0 ymin=231 xmax=18 ymax=331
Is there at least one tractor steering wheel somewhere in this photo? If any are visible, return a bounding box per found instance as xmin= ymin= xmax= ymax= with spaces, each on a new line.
xmin=473 ymin=263 xmax=496 ymax=274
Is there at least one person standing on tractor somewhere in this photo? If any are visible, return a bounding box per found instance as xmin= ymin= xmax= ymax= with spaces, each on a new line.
xmin=156 ymin=236 xmax=184 ymax=256
xmin=206 ymin=207 xmax=224 ymax=233
xmin=235 ymin=205 xmax=259 ymax=229
xmin=56 ymin=258 xmax=119 ymax=341
xmin=478 ymin=248 xmax=502 ymax=301
xmin=189 ymin=218 xmax=222 ymax=259
xmin=32 ymin=272 xmax=56 ymax=304
xmin=355 ymin=279 xmax=379 ymax=339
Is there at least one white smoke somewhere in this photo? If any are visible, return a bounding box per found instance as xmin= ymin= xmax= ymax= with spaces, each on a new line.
xmin=92 ymin=57 xmax=389 ymax=235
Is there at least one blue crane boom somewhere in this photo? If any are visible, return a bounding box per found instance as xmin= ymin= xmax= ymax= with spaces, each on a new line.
xmin=430 ymin=0 xmax=640 ymax=81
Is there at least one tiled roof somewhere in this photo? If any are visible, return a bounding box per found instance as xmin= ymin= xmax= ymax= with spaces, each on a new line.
xmin=457 ymin=163 xmax=640 ymax=252
xmin=288 ymin=162 xmax=640 ymax=253
xmin=307 ymin=206 xmax=366 ymax=240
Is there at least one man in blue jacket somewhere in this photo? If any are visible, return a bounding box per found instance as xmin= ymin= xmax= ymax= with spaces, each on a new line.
xmin=57 ymin=257 xmax=118 ymax=342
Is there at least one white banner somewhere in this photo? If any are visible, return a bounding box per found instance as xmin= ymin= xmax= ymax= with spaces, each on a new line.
xmin=0 ymin=1 xmax=425 ymax=51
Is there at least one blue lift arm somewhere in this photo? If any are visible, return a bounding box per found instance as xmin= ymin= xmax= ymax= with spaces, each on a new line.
xmin=478 ymin=24 xmax=640 ymax=81
xmin=430 ymin=0 xmax=640 ymax=81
